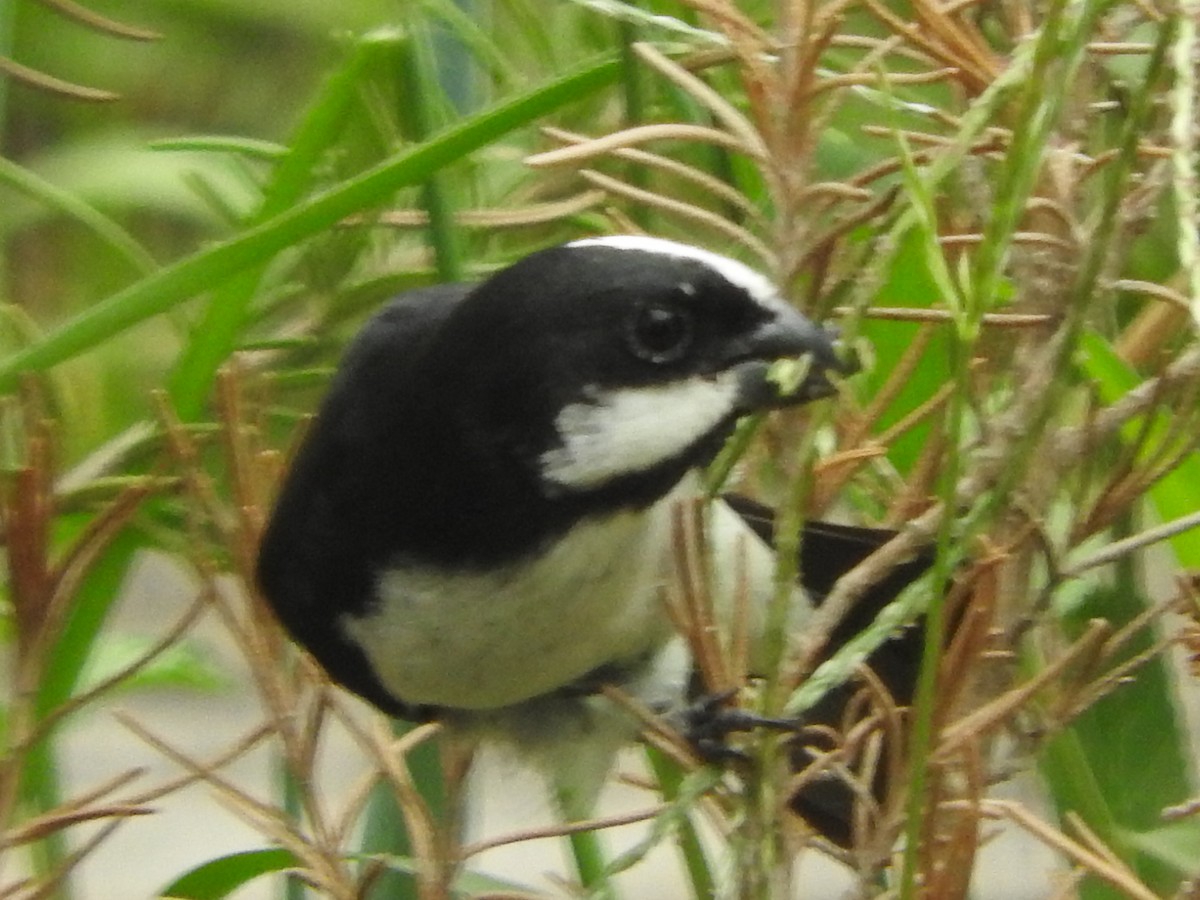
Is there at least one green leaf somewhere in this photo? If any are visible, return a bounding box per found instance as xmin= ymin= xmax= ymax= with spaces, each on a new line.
xmin=1046 ymin=580 xmax=1198 ymax=895
xmin=160 ymin=848 xmax=300 ymax=899
xmin=80 ymin=633 xmax=226 ymax=693
xmin=149 ymin=136 xmax=288 ymax=161
xmin=1123 ymin=822 xmax=1200 ymax=877
xmin=0 ymin=54 xmax=620 ymax=395
xmin=1078 ymin=329 xmax=1200 ymax=566
xmin=0 ymin=153 xmax=157 ymax=275
xmin=168 ymin=28 xmax=411 ymax=420
xmin=21 ymin=524 xmax=145 ymax=877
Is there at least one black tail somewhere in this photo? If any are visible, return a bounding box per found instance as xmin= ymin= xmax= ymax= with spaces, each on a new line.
xmin=722 ymin=494 xmax=938 ymax=848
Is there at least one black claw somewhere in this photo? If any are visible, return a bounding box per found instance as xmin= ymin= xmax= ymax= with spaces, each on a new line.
xmin=678 ymin=690 xmax=802 ymax=763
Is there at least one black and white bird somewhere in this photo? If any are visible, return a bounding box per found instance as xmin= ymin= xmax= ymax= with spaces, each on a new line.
xmin=256 ymin=235 xmax=929 ymax=837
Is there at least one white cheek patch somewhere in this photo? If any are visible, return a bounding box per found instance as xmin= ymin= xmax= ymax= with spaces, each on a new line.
xmin=568 ymin=235 xmax=790 ymax=317
xmin=540 ymin=374 xmax=740 ymax=491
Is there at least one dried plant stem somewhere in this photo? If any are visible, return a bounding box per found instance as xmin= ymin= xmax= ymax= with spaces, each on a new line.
xmin=541 ymin=126 xmax=768 ymax=226
xmin=579 ymin=169 xmax=776 ymax=266
xmin=526 ymin=123 xmax=763 ymax=168
xmin=1063 ymin=508 xmax=1200 ymax=577
xmin=981 ymin=800 xmax=1159 ymax=900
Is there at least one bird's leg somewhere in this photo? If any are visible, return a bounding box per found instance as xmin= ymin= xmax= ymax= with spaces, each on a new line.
xmin=677 ymin=688 xmax=801 ymax=763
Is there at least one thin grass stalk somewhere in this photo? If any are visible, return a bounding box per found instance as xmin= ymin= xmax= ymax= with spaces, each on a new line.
xmin=731 ymin=399 xmax=830 ymax=900
xmin=403 ymin=22 xmax=466 ymax=283
xmin=963 ymin=14 xmax=1177 ymax=541
xmin=0 ymin=157 xmax=157 ymax=276
xmin=898 ymin=326 xmax=972 ymax=899
xmin=1169 ymin=6 xmax=1200 ymax=329
xmin=644 ymin=748 xmax=716 ymax=900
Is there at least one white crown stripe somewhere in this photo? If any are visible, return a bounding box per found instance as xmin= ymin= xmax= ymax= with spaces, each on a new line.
xmin=567 ymin=236 xmax=789 ymax=316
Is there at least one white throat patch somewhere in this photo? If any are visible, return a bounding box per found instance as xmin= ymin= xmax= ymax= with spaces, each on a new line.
xmin=539 ymin=374 xmax=740 ymax=491
xmin=567 ymin=235 xmax=789 ymax=317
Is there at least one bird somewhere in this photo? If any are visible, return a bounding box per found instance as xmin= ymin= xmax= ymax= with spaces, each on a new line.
xmin=256 ymin=235 xmax=931 ymax=841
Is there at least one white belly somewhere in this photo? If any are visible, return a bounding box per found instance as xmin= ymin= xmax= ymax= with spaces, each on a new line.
xmin=340 ymin=501 xmax=676 ymax=710
xmin=339 ymin=476 xmax=807 ymax=713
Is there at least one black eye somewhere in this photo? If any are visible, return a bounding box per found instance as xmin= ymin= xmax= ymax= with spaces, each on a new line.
xmin=624 ymin=301 xmax=694 ymax=364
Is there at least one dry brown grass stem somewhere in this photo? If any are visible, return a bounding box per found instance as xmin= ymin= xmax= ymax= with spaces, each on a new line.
xmin=795 ymin=181 xmax=873 ymax=202
xmin=1054 ymin=342 xmax=1200 ymax=461
xmin=802 ymin=66 xmax=960 ymax=98
xmin=367 ymin=192 xmax=606 ymax=229
xmin=462 ymin=803 xmax=667 ymax=860
xmin=117 ymin=712 xmax=355 ymax=897
xmin=980 ymin=800 xmax=1160 ymax=900
xmin=833 ymin=307 xmax=1056 ymax=326
xmin=841 ymin=325 xmax=938 ymax=450
xmin=1065 ymin=509 xmax=1200 ymax=577
xmin=789 ymin=502 xmax=942 ymax=681
xmin=666 ymin=499 xmax=728 ymax=693
xmin=525 ymin=123 xmax=762 ymax=169
xmin=1088 ymin=41 xmax=1157 ymax=54
xmin=541 ymin=126 xmax=768 ymax=226
xmin=859 ymin=0 xmax=993 ymax=92
xmin=1162 ymin=796 xmax=1200 ymax=822
xmin=872 ymin=379 xmax=957 ymax=449
xmin=676 ymin=0 xmax=772 ymax=50
xmin=9 ymin=593 xmax=207 ymax=758
xmin=599 ymin=685 xmax=705 ymax=774
xmin=352 ymin=719 xmax=451 ymax=899
xmin=579 ymin=169 xmax=777 ymax=267
xmin=846 ymin=133 xmax=1006 ymax=189
xmin=937 ymin=619 xmax=1112 ymax=758
xmin=632 ymin=41 xmax=768 ymax=159
xmin=5 ymin=803 xmax=152 ymax=849
xmin=940 ymin=231 xmax=1076 ymax=252
xmin=1112 ymin=278 xmax=1194 ymax=311
xmin=828 ymin=33 xmax=939 ymax=66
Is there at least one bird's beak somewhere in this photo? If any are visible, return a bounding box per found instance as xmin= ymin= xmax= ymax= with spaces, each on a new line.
xmin=726 ymin=304 xmax=856 ymax=412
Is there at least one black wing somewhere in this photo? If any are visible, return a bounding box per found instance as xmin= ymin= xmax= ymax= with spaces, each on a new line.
xmin=722 ymin=493 xmax=936 ymax=847
xmin=257 ymin=284 xmax=471 ymax=717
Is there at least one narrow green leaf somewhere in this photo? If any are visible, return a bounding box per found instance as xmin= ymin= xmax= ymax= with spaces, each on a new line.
xmin=399 ymin=23 xmax=466 ymax=282
xmin=161 ymin=848 xmax=300 ymax=899
xmin=1050 ymin=581 xmax=1198 ymax=894
xmin=1078 ymin=328 xmax=1200 ymax=565
xmin=1124 ymin=822 xmax=1200 ymax=876
xmin=21 ymin=525 xmax=144 ymax=878
xmin=149 ymin=136 xmax=288 ymax=160
xmin=0 ymin=154 xmax=157 ymax=275
xmin=168 ymin=29 xmax=409 ymax=420
xmin=0 ymin=54 xmax=620 ymax=394
xmin=359 ymin=723 xmax=445 ymax=900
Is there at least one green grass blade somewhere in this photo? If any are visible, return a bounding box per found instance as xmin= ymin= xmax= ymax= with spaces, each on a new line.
xmin=1048 ymin=578 xmax=1199 ymax=895
xmin=1079 ymin=331 xmax=1200 ymax=564
xmin=21 ymin=524 xmax=144 ymax=885
xmin=0 ymin=54 xmax=620 ymax=393
xmin=399 ymin=21 xmax=466 ymax=282
xmin=0 ymin=154 xmax=157 ymax=275
xmin=149 ymin=136 xmax=288 ymax=161
xmin=160 ymin=848 xmax=300 ymax=899
xmin=168 ymin=29 xmax=409 ymax=420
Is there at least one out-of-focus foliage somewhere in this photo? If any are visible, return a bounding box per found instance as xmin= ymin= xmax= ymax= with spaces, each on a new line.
xmin=2 ymin=1 xmax=1199 ymax=898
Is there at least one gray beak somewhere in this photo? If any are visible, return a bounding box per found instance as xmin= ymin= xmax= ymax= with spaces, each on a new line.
xmin=725 ymin=305 xmax=856 ymax=412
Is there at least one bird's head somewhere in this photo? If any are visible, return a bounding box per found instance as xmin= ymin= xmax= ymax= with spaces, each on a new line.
xmin=413 ymin=236 xmax=853 ymax=505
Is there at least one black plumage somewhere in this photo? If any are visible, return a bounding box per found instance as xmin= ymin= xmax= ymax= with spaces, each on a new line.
xmin=256 ymin=236 xmax=932 ymax=843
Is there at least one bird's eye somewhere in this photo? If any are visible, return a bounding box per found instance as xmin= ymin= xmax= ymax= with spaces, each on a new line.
xmin=624 ymin=301 xmax=695 ymax=364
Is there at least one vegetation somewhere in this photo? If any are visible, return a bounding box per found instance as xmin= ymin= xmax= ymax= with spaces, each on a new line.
xmin=2 ymin=0 xmax=1198 ymax=897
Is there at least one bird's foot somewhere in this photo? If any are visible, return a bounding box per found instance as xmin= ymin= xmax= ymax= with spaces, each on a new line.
xmin=677 ymin=689 xmax=801 ymax=763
